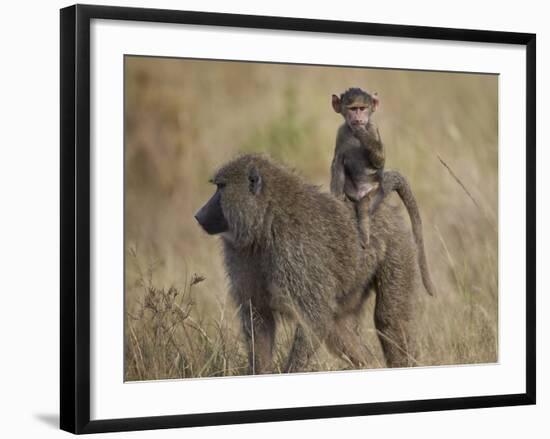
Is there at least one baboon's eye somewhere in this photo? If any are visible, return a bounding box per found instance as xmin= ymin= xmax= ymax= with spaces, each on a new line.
xmin=209 ymin=178 xmax=226 ymax=189
xmin=359 ymin=107 xmax=366 ymax=111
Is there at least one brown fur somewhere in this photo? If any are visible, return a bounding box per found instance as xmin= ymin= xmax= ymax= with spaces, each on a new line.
xmin=331 ymin=89 xmax=385 ymax=250
xmin=201 ymin=154 xmax=423 ymax=373
xmin=331 ymin=89 xmax=435 ymax=297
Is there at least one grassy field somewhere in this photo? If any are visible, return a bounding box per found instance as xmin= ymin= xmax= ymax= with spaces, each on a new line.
xmin=124 ymin=56 xmax=498 ymax=381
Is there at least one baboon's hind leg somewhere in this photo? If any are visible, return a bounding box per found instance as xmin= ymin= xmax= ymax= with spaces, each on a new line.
xmin=355 ymin=201 xmax=370 ymax=249
xmin=374 ymin=255 xmax=418 ymax=368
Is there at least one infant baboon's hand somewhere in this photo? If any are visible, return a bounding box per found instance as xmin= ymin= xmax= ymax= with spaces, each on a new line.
xmin=351 ymin=124 xmax=368 ymax=138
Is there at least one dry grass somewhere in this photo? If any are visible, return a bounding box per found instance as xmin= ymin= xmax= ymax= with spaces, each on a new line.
xmin=124 ymin=56 xmax=498 ymax=381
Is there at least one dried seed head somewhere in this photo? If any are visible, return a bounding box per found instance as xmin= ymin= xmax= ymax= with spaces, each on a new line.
xmin=190 ymin=274 xmax=206 ymax=286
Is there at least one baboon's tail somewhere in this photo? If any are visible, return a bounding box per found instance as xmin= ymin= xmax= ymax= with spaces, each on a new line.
xmin=371 ymin=170 xmax=436 ymax=296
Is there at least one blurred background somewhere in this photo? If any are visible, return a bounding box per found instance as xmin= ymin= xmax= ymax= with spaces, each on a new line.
xmin=124 ymin=56 xmax=498 ymax=381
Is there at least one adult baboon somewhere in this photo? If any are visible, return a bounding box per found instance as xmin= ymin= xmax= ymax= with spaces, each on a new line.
xmin=195 ymin=154 xmax=423 ymax=374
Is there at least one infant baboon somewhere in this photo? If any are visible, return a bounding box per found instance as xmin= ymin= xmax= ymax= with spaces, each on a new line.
xmin=331 ymin=87 xmax=385 ymax=246
xmin=331 ymin=88 xmax=435 ymax=296
xmin=195 ymin=154 xmax=430 ymax=374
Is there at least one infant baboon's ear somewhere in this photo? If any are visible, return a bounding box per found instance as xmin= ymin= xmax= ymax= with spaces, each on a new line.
xmin=331 ymin=94 xmax=342 ymax=114
xmin=372 ymin=92 xmax=380 ymax=111
xmin=248 ymin=165 xmax=262 ymax=195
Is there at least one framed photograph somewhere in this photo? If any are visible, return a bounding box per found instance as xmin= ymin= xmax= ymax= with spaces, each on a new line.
xmin=60 ymin=4 xmax=536 ymax=434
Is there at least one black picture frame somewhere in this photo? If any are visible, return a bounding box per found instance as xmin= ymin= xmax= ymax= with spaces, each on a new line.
xmin=60 ymin=4 xmax=536 ymax=434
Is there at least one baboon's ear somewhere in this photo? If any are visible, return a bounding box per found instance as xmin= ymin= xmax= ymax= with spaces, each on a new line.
xmin=372 ymin=92 xmax=380 ymax=112
xmin=248 ymin=165 xmax=263 ymax=195
xmin=331 ymin=94 xmax=342 ymax=113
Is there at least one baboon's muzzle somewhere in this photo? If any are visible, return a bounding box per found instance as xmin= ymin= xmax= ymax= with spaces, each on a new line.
xmin=194 ymin=190 xmax=229 ymax=235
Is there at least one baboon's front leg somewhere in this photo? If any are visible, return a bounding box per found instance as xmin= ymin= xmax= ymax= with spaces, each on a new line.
xmin=285 ymin=323 xmax=327 ymax=373
xmin=284 ymin=289 xmax=338 ymax=373
xmin=325 ymin=314 xmax=378 ymax=369
xmin=285 ymin=313 xmax=334 ymax=373
xmin=240 ymin=302 xmax=276 ymax=375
